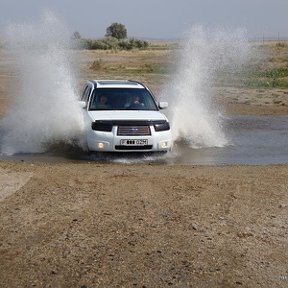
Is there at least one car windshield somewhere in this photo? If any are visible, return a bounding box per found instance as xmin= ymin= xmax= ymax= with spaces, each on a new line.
xmin=89 ymin=88 xmax=158 ymax=111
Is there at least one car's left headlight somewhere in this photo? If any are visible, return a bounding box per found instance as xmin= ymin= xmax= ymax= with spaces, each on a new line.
xmin=91 ymin=121 xmax=113 ymax=132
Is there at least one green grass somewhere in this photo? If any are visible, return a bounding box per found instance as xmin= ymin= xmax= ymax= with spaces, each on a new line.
xmin=256 ymin=67 xmax=288 ymax=78
xmin=244 ymin=67 xmax=288 ymax=88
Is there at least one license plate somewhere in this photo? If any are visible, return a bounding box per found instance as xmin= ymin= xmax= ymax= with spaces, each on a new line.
xmin=120 ymin=139 xmax=148 ymax=146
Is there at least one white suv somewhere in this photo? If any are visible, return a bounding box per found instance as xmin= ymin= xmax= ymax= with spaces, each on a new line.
xmin=79 ymin=80 xmax=172 ymax=152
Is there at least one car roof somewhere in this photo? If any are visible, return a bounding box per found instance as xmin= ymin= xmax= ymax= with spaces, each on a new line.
xmin=90 ymin=80 xmax=146 ymax=89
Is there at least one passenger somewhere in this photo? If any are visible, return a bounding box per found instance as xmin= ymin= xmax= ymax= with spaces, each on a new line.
xmin=97 ymin=95 xmax=111 ymax=109
xmin=128 ymin=95 xmax=144 ymax=108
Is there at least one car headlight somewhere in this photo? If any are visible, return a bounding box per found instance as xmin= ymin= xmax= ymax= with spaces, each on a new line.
xmin=91 ymin=121 xmax=113 ymax=132
xmin=153 ymin=120 xmax=170 ymax=132
xmin=159 ymin=140 xmax=170 ymax=149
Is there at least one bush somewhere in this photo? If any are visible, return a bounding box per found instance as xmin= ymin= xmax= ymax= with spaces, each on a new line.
xmin=131 ymin=38 xmax=149 ymax=49
xmin=71 ymin=37 xmax=149 ymax=50
xmin=118 ymin=40 xmax=133 ymax=50
xmin=89 ymin=40 xmax=110 ymax=50
xmin=101 ymin=36 xmax=119 ymax=49
xmin=70 ymin=39 xmax=93 ymax=50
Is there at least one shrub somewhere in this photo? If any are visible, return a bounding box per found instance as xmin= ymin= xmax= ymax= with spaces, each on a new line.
xmin=118 ymin=40 xmax=133 ymax=50
xmin=72 ymin=37 xmax=149 ymax=50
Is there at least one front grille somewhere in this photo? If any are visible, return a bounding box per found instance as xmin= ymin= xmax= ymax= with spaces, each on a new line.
xmin=115 ymin=145 xmax=153 ymax=150
xmin=117 ymin=126 xmax=151 ymax=136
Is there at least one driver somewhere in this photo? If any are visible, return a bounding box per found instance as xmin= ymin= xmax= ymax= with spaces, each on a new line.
xmin=97 ymin=95 xmax=111 ymax=109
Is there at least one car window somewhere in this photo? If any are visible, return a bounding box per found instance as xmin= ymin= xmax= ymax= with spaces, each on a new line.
xmin=89 ymin=88 xmax=158 ymax=111
xmin=81 ymin=86 xmax=88 ymax=101
xmin=81 ymin=86 xmax=92 ymax=102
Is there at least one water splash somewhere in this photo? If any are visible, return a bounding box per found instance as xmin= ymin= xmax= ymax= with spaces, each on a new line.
xmin=163 ymin=25 xmax=250 ymax=148
xmin=1 ymin=11 xmax=84 ymax=155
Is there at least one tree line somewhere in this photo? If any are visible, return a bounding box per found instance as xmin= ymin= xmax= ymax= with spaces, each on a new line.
xmin=72 ymin=23 xmax=149 ymax=50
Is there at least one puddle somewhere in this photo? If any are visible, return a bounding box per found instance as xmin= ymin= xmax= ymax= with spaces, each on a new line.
xmin=172 ymin=115 xmax=288 ymax=165
xmin=1 ymin=115 xmax=288 ymax=165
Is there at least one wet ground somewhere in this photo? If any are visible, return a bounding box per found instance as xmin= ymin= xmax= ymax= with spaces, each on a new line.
xmin=173 ymin=115 xmax=288 ymax=165
xmin=1 ymin=115 xmax=288 ymax=165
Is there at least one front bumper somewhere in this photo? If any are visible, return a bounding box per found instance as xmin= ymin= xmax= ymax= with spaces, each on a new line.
xmin=86 ymin=125 xmax=172 ymax=152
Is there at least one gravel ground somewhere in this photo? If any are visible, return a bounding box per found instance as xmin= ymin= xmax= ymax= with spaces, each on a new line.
xmin=0 ymin=161 xmax=287 ymax=288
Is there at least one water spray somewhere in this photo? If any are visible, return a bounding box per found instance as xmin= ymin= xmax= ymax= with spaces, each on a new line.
xmin=163 ymin=25 xmax=250 ymax=148
xmin=1 ymin=11 xmax=84 ymax=155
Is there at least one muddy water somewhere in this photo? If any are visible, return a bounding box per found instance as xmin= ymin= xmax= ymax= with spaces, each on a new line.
xmin=1 ymin=116 xmax=288 ymax=165
xmin=172 ymin=115 xmax=288 ymax=165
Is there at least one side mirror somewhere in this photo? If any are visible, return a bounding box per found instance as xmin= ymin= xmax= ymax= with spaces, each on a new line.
xmin=158 ymin=102 xmax=168 ymax=109
xmin=79 ymin=101 xmax=87 ymax=109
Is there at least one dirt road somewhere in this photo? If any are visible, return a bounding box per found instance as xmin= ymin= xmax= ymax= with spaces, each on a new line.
xmin=0 ymin=161 xmax=287 ymax=287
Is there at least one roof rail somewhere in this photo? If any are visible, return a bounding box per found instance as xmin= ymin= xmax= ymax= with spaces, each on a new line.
xmin=128 ymin=79 xmax=145 ymax=88
xmin=90 ymin=80 xmax=98 ymax=88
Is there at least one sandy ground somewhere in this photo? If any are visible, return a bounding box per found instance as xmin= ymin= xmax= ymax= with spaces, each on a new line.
xmin=0 ymin=162 xmax=288 ymax=288
xmin=0 ymin=46 xmax=288 ymax=287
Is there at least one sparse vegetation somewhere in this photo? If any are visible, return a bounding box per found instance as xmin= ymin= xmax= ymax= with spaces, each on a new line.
xmin=71 ymin=23 xmax=149 ymax=50
xmin=72 ymin=37 xmax=149 ymax=51
xmin=215 ymin=42 xmax=288 ymax=89
xmin=90 ymin=59 xmax=104 ymax=71
xmin=236 ymin=66 xmax=288 ymax=89
xmin=82 ymin=40 xmax=288 ymax=93
xmin=275 ymin=42 xmax=287 ymax=48
xmin=86 ymin=50 xmax=174 ymax=80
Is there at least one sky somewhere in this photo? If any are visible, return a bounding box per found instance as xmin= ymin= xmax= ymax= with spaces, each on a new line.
xmin=1 ymin=0 xmax=288 ymax=40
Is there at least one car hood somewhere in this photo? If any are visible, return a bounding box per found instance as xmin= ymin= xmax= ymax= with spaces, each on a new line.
xmin=87 ymin=110 xmax=168 ymax=122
